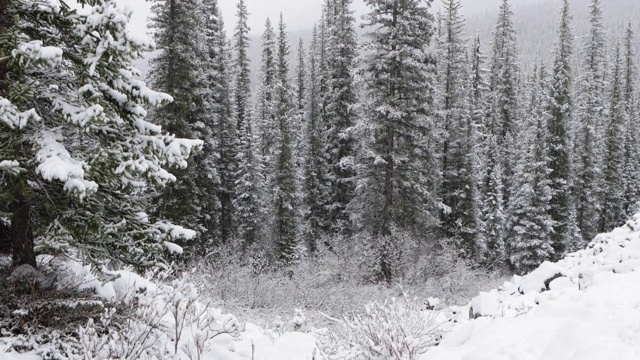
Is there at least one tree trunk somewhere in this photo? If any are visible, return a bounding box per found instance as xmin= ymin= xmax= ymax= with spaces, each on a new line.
xmin=0 ymin=220 xmax=9 ymax=254
xmin=0 ymin=0 xmax=11 ymax=98
xmin=11 ymin=195 xmax=36 ymax=269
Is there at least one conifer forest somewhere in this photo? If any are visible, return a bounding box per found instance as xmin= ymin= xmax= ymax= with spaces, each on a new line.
xmin=2 ymin=0 xmax=640 ymax=358
xmin=142 ymin=0 xmax=640 ymax=279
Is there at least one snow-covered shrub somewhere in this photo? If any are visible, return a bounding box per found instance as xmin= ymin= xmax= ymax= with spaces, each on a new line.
xmin=0 ymin=256 xmax=243 ymax=359
xmin=191 ymin=235 xmax=505 ymax=329
xmin=318 ymin=296 xmax=440 ymax=360
xmin=73 ymin=274 xmax=242 ymax=360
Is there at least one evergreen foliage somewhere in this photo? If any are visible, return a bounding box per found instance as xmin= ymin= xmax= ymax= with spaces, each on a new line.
xmin=324 ymin=0 xmax=359 ymax=236
xmin=436 ymin=0 xmax=480 ymax=258
xmin=574 ymin=0 xmax=606 ymax=244
xmin=232 ymin=0 xmax=260 ymax=248
xmin=546 ymin=0 xmax=574 ymax=259
xmin=488 ymin=0 xmax=519 ymax=203
xmin=202 ymin=0 xmax=236 ymax=247
xmin=601 ymin=44 xmax=627 ymax=231
xmin=6 ymin=0 xmax=640 ymax=282
xmin=273 ymin=15 xmax=299 ymax=264
xmin=302 ymin=25 xmax=331 ymax=253
xmin=354 ymin=0 xmax=437 ymax=283
xmin=621 ymin=24 xmax=640 ymax=217
xmin=148 ymin=0 xmax=220 ymax=256
xmin=506 ymin=65 xmax=555 ymax=274
xmin=0 ymin=0 xmax=201 ymax=269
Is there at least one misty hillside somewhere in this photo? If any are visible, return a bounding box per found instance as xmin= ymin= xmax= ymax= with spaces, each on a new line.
xmin=247 ymin=0 xmax=640 ymax=89
xmin=135 ymin=0 xmax=640 ymax=87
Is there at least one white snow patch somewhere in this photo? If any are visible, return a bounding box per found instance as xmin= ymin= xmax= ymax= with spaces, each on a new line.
xmin=469 ymin=292 xmax=502 ymax=318
xmin=164 ymin=241 xmax=184 ymax=254
xmin=422 ymin=215 xmax=640 ymax=360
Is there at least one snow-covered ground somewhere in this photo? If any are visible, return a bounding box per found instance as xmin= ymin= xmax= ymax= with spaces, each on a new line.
xmin=3 ymin=215 xmax=640 ymax=359
xmin=423 ymin=214 xmax=640 ymax=360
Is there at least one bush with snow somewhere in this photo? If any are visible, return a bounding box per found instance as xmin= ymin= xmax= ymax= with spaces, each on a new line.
xmin=318 ymin=296 xmax=443 ymax=360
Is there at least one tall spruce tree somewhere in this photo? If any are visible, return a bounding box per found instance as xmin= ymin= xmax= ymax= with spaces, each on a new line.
xmin=574 ymin=0 xmax=606 ymax=244
xmin=437 ymin=0 xmax=479 ymax=258
xmin=202 ymin=0 xmax=236 ymax=247
xmin=507 ymin=65 xmax=555 ymax=274
xmin=0 ymin=0 xmax=201 ymax=269
xmin=469 ymin=34 xmax=491 ymax=259
xmin=354 ymin=0 xmax=437 ymax=283
xmin=149 ymin=0 xmax=221 ymax=255
xmin=546 ymin=0 xmax=574 ymax=259
xmin=303 ymin=25 xmax=331 ymax=253
xmin=601 ymin=43 xmax=627 ymax=231
xmin=255 ymin=18 xmax=278 ymax=242
xmin=232 ymin=0 xmax=259 ymax=247
xmin=324 ymin=0 xmax=359 ymax=236
xmin=292 ymin=38 xmax=307 ymax=189
xmin=479 ymin=133 xmax=506 ymax=266
xmin=273 ymin=14 xmax=299 ymax=263
xmin=488 ymin=0 xmax=519 ymax=203
xmin=621 ymin=24 xmax=640 ymax=217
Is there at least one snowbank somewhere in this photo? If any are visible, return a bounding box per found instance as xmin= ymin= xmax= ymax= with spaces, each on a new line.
xmin=1 ymin=257 xmax=318 ymax=360
xmin=423 ymin=215 xmax=640 ymax=360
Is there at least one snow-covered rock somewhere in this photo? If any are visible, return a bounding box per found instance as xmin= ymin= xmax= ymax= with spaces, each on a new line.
xmin=469 ymin=292 xmax=502 ymax=318
xmin=8 ymin=264 xmax=38 ymax=282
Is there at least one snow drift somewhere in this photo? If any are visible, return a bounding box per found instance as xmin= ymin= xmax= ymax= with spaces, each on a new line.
xmin=423 ymin=214 xmax=640 ymax=360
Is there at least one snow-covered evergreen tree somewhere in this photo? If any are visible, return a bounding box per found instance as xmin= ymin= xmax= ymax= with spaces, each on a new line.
xmin=293 ymin=38 xmax=307 ymax=167
xmin=0 ymin=0 xmax=200 ymax=268
xmin=507 ymin=65 xmax=555 ymax=274
xmin=468 ymin=34 xmax=491 ymax=259
xmin=273 ymin=15 xmax=299 ymax=264
xmin=232 ymin=0 xmax=260 ymax=248
xmin=574 ymin=0 xmax=606 ymax=244
xmin=488 ymin=0 xmax=519 ymax=203
xmin=148 ymin=0 xmax=220 ymax=255
xmin=354 ymin=0 xmax=437 ymax=283
xmin=324 ymin=0 xmax=359 ymax=236
xmin=202 ymin=0 xmax=236 ymax=248
xmin=621 ymin=24 xmax=640 ymax=217
xmin=601 ymin=43 xmax=627 ymax=231
xmin=546 ymin=0 xmax=574 ymax=259
xmin=436 ymin=0 xmax=479 ymax=258
xmin=479 ymin=133 xmax=506 ymax=267
xmin=255 ymin=18 xmax=278 ymax=243
xmin=302 ymin=25 xmax=330 ymax=253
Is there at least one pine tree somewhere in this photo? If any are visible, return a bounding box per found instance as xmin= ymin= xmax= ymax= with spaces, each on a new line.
xmin=601 ymin=43 xmax=627 ymax=231
xmin=232 ymin=0 xmax=259 ymax=247
xmin=436 ymin=0 xmax=479 ymax=258
xmin=303 ymin=25 xmax=331 ymax=253
xmin=621 ymin=24 xmax=640 ymax=217
xmin=149 ymin=0 xmax=220 ymax=255
xmin=202 ymin=0 xmax=236 ymax=247
xmin=547 ymin=0 xmax=574 ymax=259
xmin=479 ymin=133 xmax=506 ymax=267
xmin=469 ymin=34 xmax=491 ymax=259
xmin=488 ymin=0 xmax=519 ymax=203
xmin=273 ymin=14 xmax=299 ymax=264
xmin=355 ymin=0 xmax=437 ymax=283
xmin=255 ymin=18 xmax=278 ymax=242
xmin=507 ymin=65 xmax=555 ymax=274
xmin=292 ymin=38 xmax=307 ymax=187
xmin=324 ymin=0 xmax=359 ymax=235
xmin=0 ymin=0 xmax=201 ymax=269
xmin=574 ymin=0 xmax=606 ymax=243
